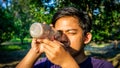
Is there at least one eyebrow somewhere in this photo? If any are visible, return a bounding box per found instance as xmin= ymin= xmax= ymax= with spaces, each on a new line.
xmin=65 ymin=29 xmax=78 ymax=32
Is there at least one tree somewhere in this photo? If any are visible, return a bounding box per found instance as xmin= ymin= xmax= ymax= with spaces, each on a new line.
xmin=12 ymin=0 xmax=54 ymax=44
xmin=57 ymin=0 xmax=120 ymax=42
xmin=0 ymin=8 xmax=15 ymax=44
xmin=12 ymin=0 xmax=32 ymax=44
xmin=10 ymin=0 xmax=120 ymax=43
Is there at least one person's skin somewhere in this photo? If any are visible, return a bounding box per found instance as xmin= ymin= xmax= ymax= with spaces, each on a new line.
xmin=16 ymin=16 xmax=92 ymax=68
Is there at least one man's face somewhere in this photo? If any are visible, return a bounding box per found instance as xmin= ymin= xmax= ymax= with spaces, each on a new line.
xmin=55 ymin=16 xmax=85 ymax=52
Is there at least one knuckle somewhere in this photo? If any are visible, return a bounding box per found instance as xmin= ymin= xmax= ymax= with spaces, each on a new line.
xmin=54 ymin=49 xmax=59 ymax=54
xmin=57 ymin=45 xmax=62 ymax=50
xmin=44 ymin=39 xmax=52 ymax=44
xmin=50 ymin=55 xmax=56 ymax=61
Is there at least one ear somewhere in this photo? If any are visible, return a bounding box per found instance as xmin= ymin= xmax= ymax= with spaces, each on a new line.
xmin=84 ymin=32 xmax=92 ymax=44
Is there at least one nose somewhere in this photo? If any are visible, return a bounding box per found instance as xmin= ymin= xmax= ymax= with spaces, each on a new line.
xmin=54 ymin=30 xmax=70 ymax=48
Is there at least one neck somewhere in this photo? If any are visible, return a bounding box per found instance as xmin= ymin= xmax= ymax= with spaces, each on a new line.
xmin=67 ymin=46 xmax=88 ymax=64
xmin=74 ymin=50 xmax=88 ymax=64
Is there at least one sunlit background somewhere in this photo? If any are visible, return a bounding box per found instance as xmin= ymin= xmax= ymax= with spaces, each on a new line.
xmin=0 ymin=0 xmax=120 ymax=68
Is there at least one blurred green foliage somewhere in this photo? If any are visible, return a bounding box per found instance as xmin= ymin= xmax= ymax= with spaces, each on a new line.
xmin=0 ymin=44 xmax=29 ymax=51
xmin=0 ymin=0 xmax=120 ymax=44
xmin=58 ymin=0 xmax=120 ymax=42
xmin=0 ymin=8 xmax=15 ymax=44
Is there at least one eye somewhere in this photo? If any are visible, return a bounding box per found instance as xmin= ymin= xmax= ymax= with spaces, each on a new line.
xmin=67 ymin=30 xmax=77 ymax=35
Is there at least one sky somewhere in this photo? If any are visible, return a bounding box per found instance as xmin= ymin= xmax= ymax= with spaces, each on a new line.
xmin=0 ymin=0 xmax=11 ymax=9
xmin=0 ymin=0 xmax=119 ymax=14
xmin=1 ymin=0 xmax=120 ymax=9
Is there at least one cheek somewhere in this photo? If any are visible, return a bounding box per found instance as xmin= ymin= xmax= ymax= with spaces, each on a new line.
xmin=68 ymin=35 xmax=84 ymax=51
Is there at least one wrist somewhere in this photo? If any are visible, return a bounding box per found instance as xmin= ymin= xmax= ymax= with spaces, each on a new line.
xmin=16 ymin=48 xmax=42 ymax=68
xmin=24 ymin=48 xmax=42 ymax=64
xmin=61 ymin=60 xmax=79 ymax=68
xmin=30 ymin=48 xmax=41 ymax=57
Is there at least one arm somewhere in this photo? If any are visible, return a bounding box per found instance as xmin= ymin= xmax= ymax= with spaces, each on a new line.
xmin=60 ymin=53 xmax=80 ymax=68
xmin=16 ymin=49 xmax=40 ymax=68
xmin=16 ymin=38 xmax=43 ymax=68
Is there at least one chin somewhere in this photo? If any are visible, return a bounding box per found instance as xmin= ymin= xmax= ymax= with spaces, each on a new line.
xmin=67 ymin=47 xmax=81 ymax=57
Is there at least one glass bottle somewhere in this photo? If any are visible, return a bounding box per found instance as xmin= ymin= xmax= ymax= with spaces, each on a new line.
xmin=30 ymin=22 xmax=70 ymax=48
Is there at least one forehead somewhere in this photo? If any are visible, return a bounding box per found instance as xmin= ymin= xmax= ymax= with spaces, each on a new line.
xmin=55 ymin=16 xmax=81 ymax=30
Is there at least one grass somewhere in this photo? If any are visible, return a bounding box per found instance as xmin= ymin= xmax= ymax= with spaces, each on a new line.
xmin=0 ymin=44 xmax=30 ymax=51
xmin=0 ymin=38 xmax=31 ymax=51
xmin=10 ymin=37 xmax=32 ymax=42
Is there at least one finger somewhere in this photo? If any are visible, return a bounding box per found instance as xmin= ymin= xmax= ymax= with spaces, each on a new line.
xmin=36 ymin=39 xmax=42 ymax=43
xmin=31 ymin=38 xmax=37 ymax=47
xmin=31 ymin=38 xmax=42 ymax=53
xmin=32 ymin=38 xmax=40 ymax=44
xmin=39 ymin=43 xmax=45 ymax=53
xmin=53 ymin=40 xmax=68 ymax=51
xmin=49 ymin=24 xmax=56 ymax=31
xmin=44 ymin=51 xmax=53 ymax=62
xmin=43 ymin=43 xmax=54 ymax=53
xmin=43 ymin=22 xmax=46 ymax=24
xmin=32 ymin=38 xmax=36 ymax=43
xmin=42 ymin=44 xmax=54 ymax=58
xmin=53 ymin=40 xmax=64 ymax=47
xmin=42 ymin=39 xmax=57 ymax=48
xmin=49 ymin=24 xmax=53 ymax=27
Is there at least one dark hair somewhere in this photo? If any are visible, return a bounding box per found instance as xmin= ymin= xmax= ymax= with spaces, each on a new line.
xmin=51 ymin=7 xmax=92 ymax=35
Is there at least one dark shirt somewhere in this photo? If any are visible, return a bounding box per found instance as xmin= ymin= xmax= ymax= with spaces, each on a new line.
xmin=34 ymin=57 xmax=114 ymax=68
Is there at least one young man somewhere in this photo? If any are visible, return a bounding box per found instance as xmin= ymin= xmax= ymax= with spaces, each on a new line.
xmin=16 ymin=7 xmax=114 ymax=68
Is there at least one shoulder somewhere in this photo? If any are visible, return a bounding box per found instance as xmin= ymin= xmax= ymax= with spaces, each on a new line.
xmin=91 ymin=57 xmax=114 ymax=68
xmin=34 ymin=57 xmax=61 ymax=68
xmin=34 ymin=57 xmax=48 ymax=65
xmin=34 ymin=57 xmax=52 ymax=68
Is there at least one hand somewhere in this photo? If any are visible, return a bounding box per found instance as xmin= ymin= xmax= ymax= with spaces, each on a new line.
xmin=31 ymin=38 xmax=44 ymax=55
xmin=41 ymin=39 xmax=77 ymax=67
xmin=16 ymin=38 xmax=45 ymax=68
